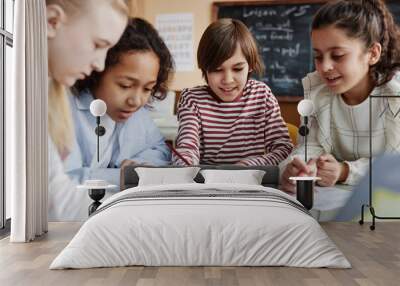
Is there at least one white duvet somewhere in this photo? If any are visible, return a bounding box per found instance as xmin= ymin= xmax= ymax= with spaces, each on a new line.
xmin=50 ymin=183 xmax=351 ymax=269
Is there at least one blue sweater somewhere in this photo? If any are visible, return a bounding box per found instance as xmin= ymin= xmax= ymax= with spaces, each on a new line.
xmin=63 ymin=90 xmax=171 ymax=186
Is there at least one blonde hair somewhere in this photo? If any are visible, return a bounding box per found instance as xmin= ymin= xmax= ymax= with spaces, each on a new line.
xmin=45 ymin=0 xmax=131 ymax=17
xmin=46 ymin=0 xmax=131 ymax=156
xmin=48 ymin=81 xmax=74 ymax=158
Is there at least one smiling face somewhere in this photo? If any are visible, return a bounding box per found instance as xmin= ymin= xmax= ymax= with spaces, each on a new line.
xmin=205 ymin=44 xmax=250 ymax=102
xmin=47 ymin=1 xmax=127 ymax=87
xmin=94 ymin=51 xmax=160 ymax=122
xmin=312 ymin=25 xmax=380 ymax=104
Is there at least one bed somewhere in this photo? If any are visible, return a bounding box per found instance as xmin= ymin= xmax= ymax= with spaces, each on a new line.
xmin=50 ymin=165 xmax=350 ymax=269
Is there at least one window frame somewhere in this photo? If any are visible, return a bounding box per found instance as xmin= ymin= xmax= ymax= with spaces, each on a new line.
xmin=1 ymin=0 xmax=14 ymax=232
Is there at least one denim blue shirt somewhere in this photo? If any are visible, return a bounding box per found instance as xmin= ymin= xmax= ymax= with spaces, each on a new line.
xmin=64 ymin=90 xmax=171 ymax=186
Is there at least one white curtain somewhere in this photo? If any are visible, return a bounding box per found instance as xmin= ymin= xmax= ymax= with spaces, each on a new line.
xmin=9 ymin=0 xmax=48 ymax=242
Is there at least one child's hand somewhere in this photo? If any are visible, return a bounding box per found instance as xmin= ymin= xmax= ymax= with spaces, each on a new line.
xmin=234 ymin=160 xmax=248 ymax=166
xmin=280 ymin=157 xmax=316 ymax=193
xmin=316 ymin=154 xmax=349 ymax=186
xmin=120 ymin=159 xmax=139 ymax=169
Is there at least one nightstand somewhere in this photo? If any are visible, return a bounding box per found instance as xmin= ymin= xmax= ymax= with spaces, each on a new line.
xmin=77 ymin=180 xmax=117 ymax=215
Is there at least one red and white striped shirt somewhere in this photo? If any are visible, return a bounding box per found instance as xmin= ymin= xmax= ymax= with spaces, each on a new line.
xmin=173 ymin=79 xmax=293 ymax=166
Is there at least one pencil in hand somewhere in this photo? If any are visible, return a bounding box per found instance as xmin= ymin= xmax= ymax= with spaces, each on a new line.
xmin=165 ymin=141 xmax=191 ymax=166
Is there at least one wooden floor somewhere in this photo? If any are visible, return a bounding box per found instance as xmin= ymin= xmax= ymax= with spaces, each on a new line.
xmin=0 ymin=222 xmax=399 ymax=286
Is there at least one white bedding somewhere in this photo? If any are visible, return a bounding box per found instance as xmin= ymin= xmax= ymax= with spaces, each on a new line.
xmin=50 ymin=183 xmax=350 ymax=269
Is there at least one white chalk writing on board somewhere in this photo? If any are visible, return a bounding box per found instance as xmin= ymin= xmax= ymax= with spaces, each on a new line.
xmin=215 ymin=0 xmax=400 ymax=97
xmin=218 ymin=4 xmax=321 ymax=96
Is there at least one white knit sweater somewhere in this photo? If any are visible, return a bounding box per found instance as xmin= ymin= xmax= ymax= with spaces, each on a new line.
xmin=279 ymin=71 xmax=400 ymax=185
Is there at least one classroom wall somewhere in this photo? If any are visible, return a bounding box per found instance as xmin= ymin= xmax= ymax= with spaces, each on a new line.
xmin=134 ymin=0 xmax=300 ymax=126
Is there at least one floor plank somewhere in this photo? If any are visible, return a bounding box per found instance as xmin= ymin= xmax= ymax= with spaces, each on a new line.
xmin=0 ymin=222 xmax=399 ymax=286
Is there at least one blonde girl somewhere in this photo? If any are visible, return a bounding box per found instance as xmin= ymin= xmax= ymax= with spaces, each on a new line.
xmin=46 ymin=0 xmax=130 ymax=220
xmin=47 ymin=0 xmax=129 ymax=157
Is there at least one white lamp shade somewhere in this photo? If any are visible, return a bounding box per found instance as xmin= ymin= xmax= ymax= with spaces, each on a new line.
xmin=297 ymin=99 xmax=315 ymax=116
xmin=90 ymin=99 xmax=107 ymax=117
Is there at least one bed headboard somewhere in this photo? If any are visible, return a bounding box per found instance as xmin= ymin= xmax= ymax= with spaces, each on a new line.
xmin=120 ymin=165 xmax=280 ymax=191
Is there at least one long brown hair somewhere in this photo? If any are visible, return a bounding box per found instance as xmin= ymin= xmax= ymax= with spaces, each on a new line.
xmin=312 ymin=0 xmax=400 ymax=86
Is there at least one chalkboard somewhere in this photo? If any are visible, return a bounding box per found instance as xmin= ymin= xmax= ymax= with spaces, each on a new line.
xmin=214 ymin=0 xmax=400 ymax=101
xmin=388 ymin=1 xmax=400 ymax=24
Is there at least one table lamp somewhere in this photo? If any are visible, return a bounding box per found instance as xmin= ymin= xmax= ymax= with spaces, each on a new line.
xmin=89 ymin=99 xmax=107 ymax=162
xmin=290 ymin=99 xmax=319 ymax=210
xmin=77 ymin=99 xmax=116 ymax=216
xmin=297 ymin=99 xmax=314 ymax=162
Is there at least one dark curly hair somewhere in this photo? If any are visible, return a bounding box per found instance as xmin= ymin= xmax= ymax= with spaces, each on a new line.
xmin=73 ymin=18 xmax=174 ymax=100
xmin=312 ymin=0 xmax=400 ymax=86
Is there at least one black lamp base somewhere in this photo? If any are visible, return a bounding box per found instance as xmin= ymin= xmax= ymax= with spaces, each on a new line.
xmin=88 ymin=188 xmax=105 ymax=216
xmin=95 ymin=126 xmax=106 ymax=136
xmin=296 ymin=180 xmax=314 ymax=210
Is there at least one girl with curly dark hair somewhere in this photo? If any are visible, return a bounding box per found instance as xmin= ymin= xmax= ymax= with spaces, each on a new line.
xmin=65 ymin=18 xmax=174 ymax=187
xmin=280 ymin=0 xmax=400 ymax=192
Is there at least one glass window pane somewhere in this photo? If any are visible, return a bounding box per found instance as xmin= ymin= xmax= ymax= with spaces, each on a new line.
xmin=0 ymin=0 xmax=3 ymax=30
xmin=0 ymin=39 xmax=3 ymax=227
xmin=5 ymin=43 xmax=12 ymax=219
xmin=5 ymin=0 xmax=14 ymax=33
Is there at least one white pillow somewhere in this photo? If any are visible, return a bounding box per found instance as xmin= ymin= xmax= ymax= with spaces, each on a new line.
xmin=136 ymin=167 xmax=200 ymax=186
xmin=200 ymin=169 xmax=266 ymax=185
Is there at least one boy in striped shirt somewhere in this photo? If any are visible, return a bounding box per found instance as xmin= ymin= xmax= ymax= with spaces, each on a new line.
xmin=173 ymin=18 xmax=293 ymax=166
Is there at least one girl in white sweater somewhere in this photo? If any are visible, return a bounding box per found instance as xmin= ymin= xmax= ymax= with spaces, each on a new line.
xmin=280 ymin=0 xmax=400 ymax=192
